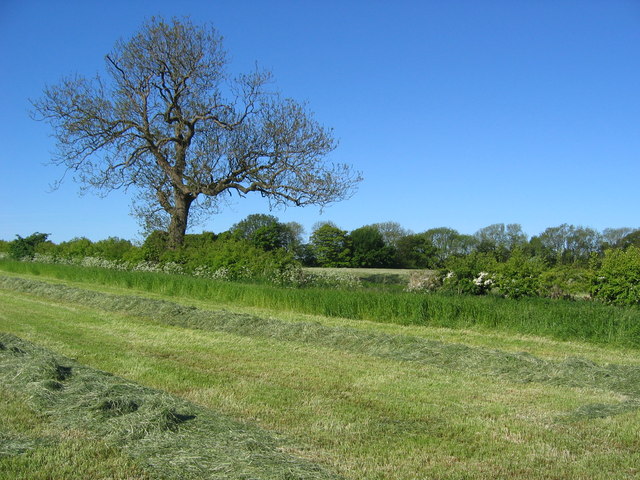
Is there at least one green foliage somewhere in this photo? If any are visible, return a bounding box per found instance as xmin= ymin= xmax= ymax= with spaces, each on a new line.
xmin=618 ymin=230 xmax=640 ymax=249
xmin=140 ymin=231 xmax=170 ymax=262
xmin=423 ymin=227 xmax=477 ymax=266
xmin=309 ymin=224 xmax=351 ymax=267
xmin=395 ymin=233 xmax=438 ymax=268
xmin=443 ymin=252 xmax=497 ymax=295
xmin=252 ymin=223 xmax=290 ymax=251
xmin=231 ymin=214 xmax=302 ymax=253
xmin=495 ymin=249 xmax=546 ymax=299
xmin=539 ymin=266 xmax=591 ymax=299
xmin=349 ymin=225 xmax=395 ymax=268
xmin=538 ymin=224 xmax=601 ymax=266
xmin=55 ymin=237 xmax=94 ymax=258
xmin=8 ymin=232 xmax=50 ymax=260
xmin=474 ymin=223 xmax=527 ymax=261
xmin=178 ymin=236 xmax=296 ymax=280
xmin=591 ymin=247 xmax=640 ymax=306
xmin=230 ymin=214 xmax=280 ymax=240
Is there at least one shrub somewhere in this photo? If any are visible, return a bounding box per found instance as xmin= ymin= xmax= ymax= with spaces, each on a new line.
xmin=591 ymin=247 xmax=640 ymax=306
xmin=441 ymin=252 xmax=497 ymax=295
xmin=494 ymin=249 xmax=546 ymax=299
xmin=8 ymin=232 xmax=50 ymax=260
xmin=539 ymin=266 xmax=591 ymax=300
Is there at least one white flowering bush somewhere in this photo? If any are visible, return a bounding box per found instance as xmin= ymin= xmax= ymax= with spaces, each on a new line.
xmin=473 ymin=271 xmax=494 ymax=294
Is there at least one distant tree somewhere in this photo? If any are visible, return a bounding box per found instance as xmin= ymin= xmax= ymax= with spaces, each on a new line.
xmin=538 ymin=224 xmax=571 ymax=264
xmin=231 ymin=214 xmax=302 ymax=252
xmin=252 ymin=223 xmax=291 ymax=251
xmin=32 ymin=17 xmax=361 ymax=248
xmin=423 ymin=227 xmax=477 ymax=266
xmin=618 ymin=230 xmax=640 ymax=249
xmin=538 ymin=224 xmax=600 ymax=265
xmin=475 ymin=223 xmax=527 ymax=261
xmin=309 ymin=223 xmax=351 ymax=267
xmin=231 ymin=214 xmax=280 ymax=240
xmin=395 ymin=233 xmax=438 ymax=268
xmin=349 ymin=225 xmax=395 ymax=268
xmin=91 ymin=237 xmax=135 ymax=260
xmin=565 ymin=226 xmax=601 ymax=264
xmin=370 ymin=221 xmax=411 ymax=248
xmin=602 ymin=228 xmax=638 ymax=249
xmin=56 ymin=237 xmax=94 ymax=258
xmin=9 ymin=232 xmax=50 ymax=260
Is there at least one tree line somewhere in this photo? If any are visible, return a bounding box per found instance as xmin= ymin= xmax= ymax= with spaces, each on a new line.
xmin=3 ymin=217 xmax=638 ymax=269
xmin=3 ymin=216 xmax=640 ymax=305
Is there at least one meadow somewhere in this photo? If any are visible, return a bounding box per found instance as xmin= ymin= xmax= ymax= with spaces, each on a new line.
xmin=1 ymin=259 xmax=639 ymax=479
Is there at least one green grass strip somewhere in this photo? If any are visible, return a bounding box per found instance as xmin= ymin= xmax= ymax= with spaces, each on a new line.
xmin=2 ymin=259 xmax=639 ymax=349
xmin=0 ymin=333 xmax=339 ymax=480
xmin=2 ymin=275 xmax=639 ymax=417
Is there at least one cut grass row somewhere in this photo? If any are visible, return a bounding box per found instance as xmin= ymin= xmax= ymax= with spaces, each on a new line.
xmin=1 ymin=278 xmax=639 ymax=479
xmin=0 ymin=387 xmax=151 ymax=480
xmin=2 ymin=275 xmax=640 ymax=402
xmin=1 ymin=259 xmax=639 ymax=349
xmin=0 ymin=333 xmax=337 ymax=480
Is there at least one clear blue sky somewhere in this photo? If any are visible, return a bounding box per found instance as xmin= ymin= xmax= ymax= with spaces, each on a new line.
xmin=1 ymin=0 xmax=639 ymax=243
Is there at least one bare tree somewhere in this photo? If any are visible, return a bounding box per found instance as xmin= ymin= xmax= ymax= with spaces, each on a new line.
xmin=33 ymin=17 xmax=361 ymax=247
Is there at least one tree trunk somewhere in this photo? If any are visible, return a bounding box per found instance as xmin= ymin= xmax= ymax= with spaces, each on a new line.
xmin=168 ymin=190 xmax=194 ymax=249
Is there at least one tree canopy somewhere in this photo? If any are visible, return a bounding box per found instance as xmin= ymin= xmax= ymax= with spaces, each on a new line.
xmin=33 ymin=17 xmax=361 ymax=247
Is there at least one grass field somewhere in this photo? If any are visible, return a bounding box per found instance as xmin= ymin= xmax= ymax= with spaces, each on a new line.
xmin=1 ymin=265 xmax=640 ymax=479
xmin=2 ymin=260 xmax=639 ymax=349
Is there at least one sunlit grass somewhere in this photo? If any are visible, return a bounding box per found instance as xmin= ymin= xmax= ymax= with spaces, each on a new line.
xmin=0 ymin=388 xmax=151 ymax=480
xmin=1 ymin=259 xmax=639 ymax=349
xmin=1 ymin=277 xmax=640 ymax=479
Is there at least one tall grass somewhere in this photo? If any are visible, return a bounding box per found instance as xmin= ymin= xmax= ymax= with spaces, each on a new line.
xmin=2 ymin=258 xmax=639 ymax=348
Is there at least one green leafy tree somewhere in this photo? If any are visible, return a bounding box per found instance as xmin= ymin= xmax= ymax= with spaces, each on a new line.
xmin=423 ymin=227 xmax=477 ymax=266
xmin=231 ymin=214 xmax=302 ymax=252
xmin=8 ymin=232 xmax=50 ymax=259
xmin=309 ymin=223 xmax=351 ymax=267
xmin=395 ymin=233 xmax=438 ymax=268
xmin=443 ymin=252 xmax=498 ymax=295
xmin=231 ymin=214 xmax=280 ymax=241
xmin=474 ymin=223 xmax=527 ymax=261
xmin=538 ymin=224 xmax=601 ymax=265
xmin=617 ymin=230 xmax=640 ymax=249
xmin=349 ymin=225 xmax=395 ymax=268
xmin=90 ymin=237 xmax=135 ymax=260
xmin=370 ymin=221 xmax=411 ymax=248
xmin=601 ymin=227 xmax=636 ymax=249
xmin=33 ymin=17 xmax=361 ymax=248
xmin=56 ymin=237 xmax=94 ymax=258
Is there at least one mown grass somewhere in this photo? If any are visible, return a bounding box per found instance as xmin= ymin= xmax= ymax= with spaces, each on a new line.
xmin=0 ymin=333 xmax=338 ymax=480
xmin=0 ymin=388 xmax=152 ymax=480
xmin=1 ymin=259 xmax=639 ymax=349
xmin=1 ymin=276 xmax=640 ymax=479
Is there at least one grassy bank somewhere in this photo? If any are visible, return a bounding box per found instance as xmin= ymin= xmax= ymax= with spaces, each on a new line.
xmin=1 ymin=259 xmax=639 ymax=349
xmin=1 ymin=277 xmax=639 ymax=479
